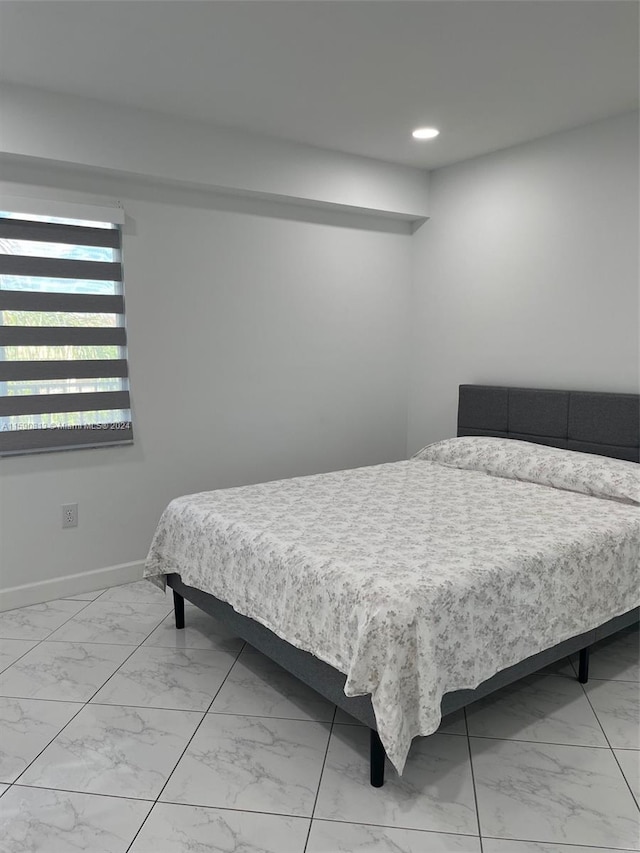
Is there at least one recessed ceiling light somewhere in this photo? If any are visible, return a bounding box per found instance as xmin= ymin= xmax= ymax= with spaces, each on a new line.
xmin=412 ymin=127 xmax=440 ymax=140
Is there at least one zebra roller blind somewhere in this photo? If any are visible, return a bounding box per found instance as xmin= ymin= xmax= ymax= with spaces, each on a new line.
xmin=0 ymin=203 xmax=133 ymax=455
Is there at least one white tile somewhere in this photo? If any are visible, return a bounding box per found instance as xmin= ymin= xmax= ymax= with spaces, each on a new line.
xmin=307 ymin=820 xmax=481 ymax=852
xmin=161 ymin=713 xmax=330 ymax=816
xmin=129 ymin=802 xmax=309 ymax=853
xmin=46 ymin=601 xmax=172 ymax=645
xmin=0 ymin=641 xmax=135 ymax=702
xmin=483 ymin=841 xmax=631 ymax=853
xmin=0 ymin=697 xmax=82 ymax=782
xmin=471 ymin=737 xmax=640 ymax=849
xmin=210 ymin=649 xmax=334 ymax=721
xmin=615 ymin=749 xmax=639 ymax=802
xmin=466 ymin=673 xmax=607 ymax=747
xmin=315 ymin=725 xmax=478 ymax=835
xmin=582 ymin=627 xmax=640 ymax=682
xmin=98 ymin=580 xmax=169 ymax=605
xmin=584 ymin=679 xmax=640 ymax=749
xmin=91 ymin=645 xmax=236 ymax=711
xmin=63 ymin=589 xmax=107 ymax=601
xmin=0 ymin=783 xmax=9 ymax=796
xmin=0 ymin=786 xmax=150 ymax=853
xmin=0 ymin=638 xmax=38 ymax=672
xmin=143 ymin=607 xmax=244 ymax=653
xmin=19 ymin=703 xmax=203 ymax=800
xmin=0 ymin=600 xmax=87 ymax=641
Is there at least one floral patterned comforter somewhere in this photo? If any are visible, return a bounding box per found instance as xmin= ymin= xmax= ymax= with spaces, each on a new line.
xmin=144 ymin=459 xmax=639 ymax=772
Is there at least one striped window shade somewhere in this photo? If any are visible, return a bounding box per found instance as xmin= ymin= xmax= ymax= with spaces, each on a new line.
xmin=0 ymin=201 xmax=133 ymax=455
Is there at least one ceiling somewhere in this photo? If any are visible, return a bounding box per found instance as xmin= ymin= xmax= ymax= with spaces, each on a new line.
xmin=0 ymin=1 xmax=637 ymax=170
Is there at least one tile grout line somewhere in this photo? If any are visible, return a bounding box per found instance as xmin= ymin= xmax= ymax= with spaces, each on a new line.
xmin=303 ymin=704 xmax=337 ymax=853
xmin=579 ymin=679 xmax=640 ymax=811
xmin=481 ymin=833 xmax=639 ymax=851
xmin=1 ymin=587 xmax=213 ymax=808
xmin=80 ymin=600 xmax=184 ymax=706
xmin=0 ymin=596 xmax=98 ymax=672
xmin=0 ymin=596 xmax=110 ymax=787
xmin=5 ymin=777 xmax=636 ymax=852
xmin=88 ymin=703 xmax=338 ymax=721
xmin=9 ymin=594 xmax=174 ymax=790
xmin=9 ymin=701 xmax=88 ymax=788
xmin=59 ymin=590 xmax=109 ymax=603
xmin=143 ymin=799 xmax=314 ymax=822
xmin=4 ymin=594 xmax=638 ymax=849
xmin=306 ymin=814 xmax=488 ymax=841
xmin=299 ymin=721 xmax=483 ymax=847
xmin=0 ymin=644 xmax=40 ymax=677
xmin=2 ymin=587 xmax=250 ymax=853
xmin=9 ymin=781 xmax=156 ymax=804
xmin=124 ymin=633 xmax=247 ymax=853
xmin=0 ymin=637 xmax=50 ymax=676
xmin=150 ymin=804 xmax=486 ymax=837
xmin=36 ymin=637 xmax=171 ymax=646
xmin=463 ymin=707 xmax=484 ymax=853
xmin=464 ymin=735 xmax=617 ymax=751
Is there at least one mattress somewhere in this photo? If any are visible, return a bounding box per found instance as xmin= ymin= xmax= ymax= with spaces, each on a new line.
xmin=145 ymin=453 xmax=639 ymax=772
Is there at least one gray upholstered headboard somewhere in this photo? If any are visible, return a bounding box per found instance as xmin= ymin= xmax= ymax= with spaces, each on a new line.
xmin=457 ymin=385 xmax=640 ymax=462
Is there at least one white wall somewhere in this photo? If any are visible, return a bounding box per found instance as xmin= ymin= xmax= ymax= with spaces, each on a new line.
xmin=0 ymin=168 xmax=412 ymax=606
xmin=0 ymin=82 xmax=429 ymax=221
xmin=2 ymin=95 xmax=638 ymax=607
xmin=408 ymin=112 xmax=639 ymax=451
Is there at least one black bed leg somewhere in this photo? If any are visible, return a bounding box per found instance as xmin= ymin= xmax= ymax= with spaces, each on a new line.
xmin=370 ymin=729 xmax=385 ymax=788
xmin=173 ymin=589 xmax=185 ymax=630
xmin=578 ymin=646 xmax=590 ymax=683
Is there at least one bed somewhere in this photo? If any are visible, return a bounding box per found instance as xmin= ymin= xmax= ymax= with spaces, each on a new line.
xmin=144 ymin=385 xmax=640 ymax=787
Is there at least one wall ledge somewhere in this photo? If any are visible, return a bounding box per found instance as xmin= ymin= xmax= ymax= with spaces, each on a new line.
xmin=0 ymin=153 xmax=426 ymax=233
xmin=0 ymin=82 xmax=429 ymax=223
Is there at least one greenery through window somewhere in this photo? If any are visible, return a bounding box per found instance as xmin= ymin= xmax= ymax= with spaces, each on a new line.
xmin=0 ymin=208 xmax=133 ymax=454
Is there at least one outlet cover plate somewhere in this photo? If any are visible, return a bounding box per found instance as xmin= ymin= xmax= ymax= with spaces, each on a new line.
xmin=62 ymin=503 xmax=78 ymax=529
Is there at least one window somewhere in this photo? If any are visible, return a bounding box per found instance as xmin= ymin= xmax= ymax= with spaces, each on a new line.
xmin=0 ymin=201 xmax=133 ymax=455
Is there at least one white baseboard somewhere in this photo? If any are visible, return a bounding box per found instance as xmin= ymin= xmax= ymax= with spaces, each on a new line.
xmin=0 ymin=560 xmax=145 ymax=612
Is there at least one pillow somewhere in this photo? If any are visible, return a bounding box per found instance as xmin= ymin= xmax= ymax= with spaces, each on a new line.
xmin=413 ymin=436 xmax=640 ymax=506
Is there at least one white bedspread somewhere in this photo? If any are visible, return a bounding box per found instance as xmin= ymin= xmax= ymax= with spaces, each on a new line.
xmin=144 ymin=459 xmax=639 ymax=772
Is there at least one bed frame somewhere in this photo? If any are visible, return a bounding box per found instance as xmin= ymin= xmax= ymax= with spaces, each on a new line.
xmin=167 ymin=384 xmax=640 ymax=787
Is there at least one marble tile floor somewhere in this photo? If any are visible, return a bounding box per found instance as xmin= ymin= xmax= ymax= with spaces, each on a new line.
xmin=0 ymin=580 xmax=637 ymax=853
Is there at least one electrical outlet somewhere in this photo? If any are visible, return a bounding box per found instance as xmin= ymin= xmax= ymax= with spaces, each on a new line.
xmin=62 ymin=503 xmax=78 ymax=529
